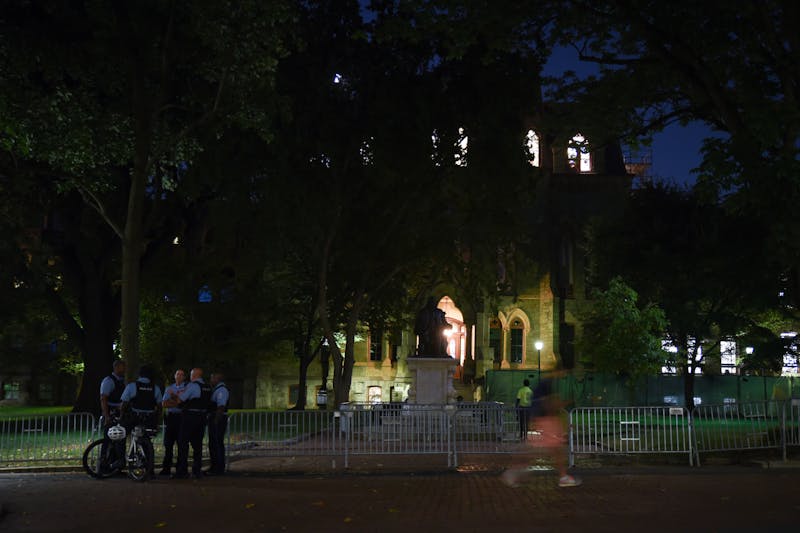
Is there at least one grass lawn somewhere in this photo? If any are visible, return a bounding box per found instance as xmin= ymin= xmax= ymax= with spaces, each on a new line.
xmin=0 ymin=405 xmax=74 ymax=420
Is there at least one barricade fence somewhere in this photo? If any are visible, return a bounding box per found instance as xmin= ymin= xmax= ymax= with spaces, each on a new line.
xmin=0 ymin=413 xmax=96 ymax=466
xmin=2 ymin=401 xmax=799 ymax=470
xmin=568 ymin=406 xmax=694 ymax=467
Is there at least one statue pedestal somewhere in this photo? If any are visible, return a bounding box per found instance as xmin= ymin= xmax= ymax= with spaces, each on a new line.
xmin=406 ymin=357 xmax=458 ymax=404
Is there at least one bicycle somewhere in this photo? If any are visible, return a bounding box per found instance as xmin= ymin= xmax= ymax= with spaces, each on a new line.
xmin=82 ymin=417 xmax=126 ymax=479
xmin=125 ymin=421 xmax=157 ymax=482
xmin=82 ymin=415 xmax=158 ymax=481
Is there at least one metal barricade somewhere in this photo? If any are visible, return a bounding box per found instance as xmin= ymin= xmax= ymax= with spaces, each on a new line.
xmin=569 ymin=406 xmax=693 ymax=467
xmin=226 ymin=410 xmax=341 ymax=462
xmin=450 ymin=403 xmax=531 ymax=463
xmin=0 ymin=412 xmax=97 ymax=466
xmin=786 ymin=400 xmax=800 ymax=448
xmin=339 ymin=403 xmax=452 ymax=467
xmin=692 ymin=400 xmax=788 ymax=465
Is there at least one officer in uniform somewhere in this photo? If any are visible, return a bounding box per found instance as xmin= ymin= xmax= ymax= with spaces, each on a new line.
xmin=206 ymin=372 xmax=229 ymax=475
xmin=119 ymin=365 xmax=162 ymax=431
xmin=99 ymin=359 xmax=126 ymax=426
xmin=159 ymin=369 xmax=187 ymax=476
xmin=174 ymin=367 xmax=212 ymax=479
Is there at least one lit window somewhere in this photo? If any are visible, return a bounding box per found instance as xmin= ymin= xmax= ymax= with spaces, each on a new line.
xmin=567 ymin=133 xmax=591 ymax=172
xmin=781 ymin=332 xmax=798 ymax=375
xmin=661 ymin=339 xmax=703 ymax=374
xmin=454 ymin=127 xmax=468 ymax=167
xmin=525 ymin=130 xmax=540 ymax=167
xmin=368 ymin=386 xmax=382 ymax=404
xmin=721 ymin=340 xmax=738 ymax=374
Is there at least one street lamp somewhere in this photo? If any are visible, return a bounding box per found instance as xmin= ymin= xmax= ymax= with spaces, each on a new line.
xmin=534 ymin=340 xmax=544 ymax=377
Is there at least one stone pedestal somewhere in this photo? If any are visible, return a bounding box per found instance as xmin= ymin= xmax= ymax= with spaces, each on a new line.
xmin=406 ymin=357 xmax=458 ymax=404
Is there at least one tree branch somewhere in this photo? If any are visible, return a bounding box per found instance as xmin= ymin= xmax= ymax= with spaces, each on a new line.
xmin=77 ymin=185 xmax=124 ymax=239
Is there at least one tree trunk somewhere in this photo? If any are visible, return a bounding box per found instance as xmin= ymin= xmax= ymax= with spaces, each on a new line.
xmin=293 ymin=356 xmax=311 ymax=410
xmin=120 ymin=106 xmax=150 ymax=380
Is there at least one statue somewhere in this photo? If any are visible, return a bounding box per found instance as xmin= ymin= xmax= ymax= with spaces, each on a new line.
xmin=414 ymin=297 xmax=450 ymax=357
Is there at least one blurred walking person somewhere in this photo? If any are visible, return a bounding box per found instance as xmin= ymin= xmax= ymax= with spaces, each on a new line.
xmin=502 ymin=367 xmax=581 ymax=488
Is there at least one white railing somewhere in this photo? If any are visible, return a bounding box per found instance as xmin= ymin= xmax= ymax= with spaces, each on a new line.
xmin=0 ymin=413 xmax=96 ymax=466
xmin=569 ymin=406 xmax=694 ymax=467
xmin=692 ymin=400 xmax=790 ymax=465
xmin=3 ymin=401 xmax=799 ymax=470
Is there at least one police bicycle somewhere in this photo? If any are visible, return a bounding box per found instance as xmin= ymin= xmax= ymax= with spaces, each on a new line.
xmin=82 ymin=414 xmax=157 ymax=482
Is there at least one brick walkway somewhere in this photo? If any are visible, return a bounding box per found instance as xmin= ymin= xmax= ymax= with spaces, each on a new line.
xmin=2 ymin=457 xmax=799 ymax=532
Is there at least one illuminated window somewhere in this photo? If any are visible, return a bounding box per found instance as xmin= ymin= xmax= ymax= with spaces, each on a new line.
xmin=567 ymin=133 xmax=591 ymax=172
xmin=368 ymin=386 xmax=382 ymax=404
xmin=525 ymin=130 xmax=540 ymax=167
xmin=661 ymin=339 xmax=703 ymax=374
xmin=782 ymin=332 xmax=798 ymax=375
xmin=489 ymin=318 xmax=503 ymax=363
xmin=720 ymin=340 xmax=738 ymax=374
xmin=510 ymin=318 xmax=524 ymax=364
xmin=454 ymin=127 xmax=468 ymax=167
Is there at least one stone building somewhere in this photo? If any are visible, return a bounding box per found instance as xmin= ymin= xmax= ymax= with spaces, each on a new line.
xmin=254 ymin=130 xmax=633 ymax=409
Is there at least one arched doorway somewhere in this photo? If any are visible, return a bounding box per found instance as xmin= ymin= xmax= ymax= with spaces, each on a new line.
xmin=437 ymin=296 xmax=466 ymax=367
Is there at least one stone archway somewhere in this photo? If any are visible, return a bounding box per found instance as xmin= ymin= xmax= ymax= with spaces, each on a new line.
xmin=437 ymin=296 xmax=466 ymax=367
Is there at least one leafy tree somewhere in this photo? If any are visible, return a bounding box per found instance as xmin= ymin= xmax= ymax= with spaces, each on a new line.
xmin=0 ymin=0 xmax=296 ymax=382
xmin=576 ymin=277 xmax=667 ymax=380
xmin=549 ymin=0 xmax=800 ymax=308
xmin=586 ymin=182 xmax=780 ymax=407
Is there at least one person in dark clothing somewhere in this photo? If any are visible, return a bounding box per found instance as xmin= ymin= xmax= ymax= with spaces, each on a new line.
xmin=173 ymin=367 xmax=211 ymax=479
xmin=206 ymin=372 xmax=229 ymax=475
xmin=158 ymin=369 xmax=187 ymax=476
xmin=99 ymin=359 xmax=126 ymax=426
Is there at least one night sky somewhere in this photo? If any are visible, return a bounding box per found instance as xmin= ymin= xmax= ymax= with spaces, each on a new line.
xmin=545 ymin=46 xmax=719 ymax=187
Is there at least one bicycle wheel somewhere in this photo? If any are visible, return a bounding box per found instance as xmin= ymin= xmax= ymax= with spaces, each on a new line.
xmin=127 ymin=438 xmax=153 ymax=482
xmin=82 ymin=439 xmax=122 ymax=479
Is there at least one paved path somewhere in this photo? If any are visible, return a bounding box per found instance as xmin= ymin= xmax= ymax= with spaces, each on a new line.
xmin=2 ymin=460 xmax=799 ymax=532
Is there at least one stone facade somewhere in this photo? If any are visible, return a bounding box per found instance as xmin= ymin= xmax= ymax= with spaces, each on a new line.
xmin=253 ymin=134 xmax=632 ymax=409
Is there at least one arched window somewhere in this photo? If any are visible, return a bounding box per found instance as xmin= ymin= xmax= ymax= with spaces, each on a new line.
xmin=567 ymin=133 xmax=592 ymax=172
xmin=510 ymin=318 xmax=524 ymax=363
xmin=525 ymin=129 xmax=540 ymax=167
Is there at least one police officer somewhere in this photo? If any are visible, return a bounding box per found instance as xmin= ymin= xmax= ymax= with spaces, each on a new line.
xmin=173 ymin=367 xmax=211 ymax=479
xmin=158 ymin=369 xmax=187 ymax=476
xmin=99 ymin=359 xmax=126 ymax=426
xmin=206 ymin=372 xmax=229 ymax=475
xmin=119 ymin=365 xmax=162 ymax=431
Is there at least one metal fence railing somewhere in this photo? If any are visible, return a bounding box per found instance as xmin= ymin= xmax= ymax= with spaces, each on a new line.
xmin=0 ymin=412 xmax=97 ymax=466
xmin=2 ymin=401 xmax=799 ymax=470
xmin=692 ymin=400 xmax=793 ymax=465
xmin=569 ymin=406 xmax=694 ymax=467
xmin=226 ymin=409 xmax=341 ymax=460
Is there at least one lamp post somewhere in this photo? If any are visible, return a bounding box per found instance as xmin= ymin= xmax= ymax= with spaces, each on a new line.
xmin=534 ymin=340 xmax=544 ymax=379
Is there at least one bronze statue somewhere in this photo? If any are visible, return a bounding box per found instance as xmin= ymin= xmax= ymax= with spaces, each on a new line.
xmin=414 ymin=297 xmax=450 ymax=356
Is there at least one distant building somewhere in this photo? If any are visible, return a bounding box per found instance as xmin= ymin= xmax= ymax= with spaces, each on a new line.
xmin=254 ymin=129 xmax=635 ymax=408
